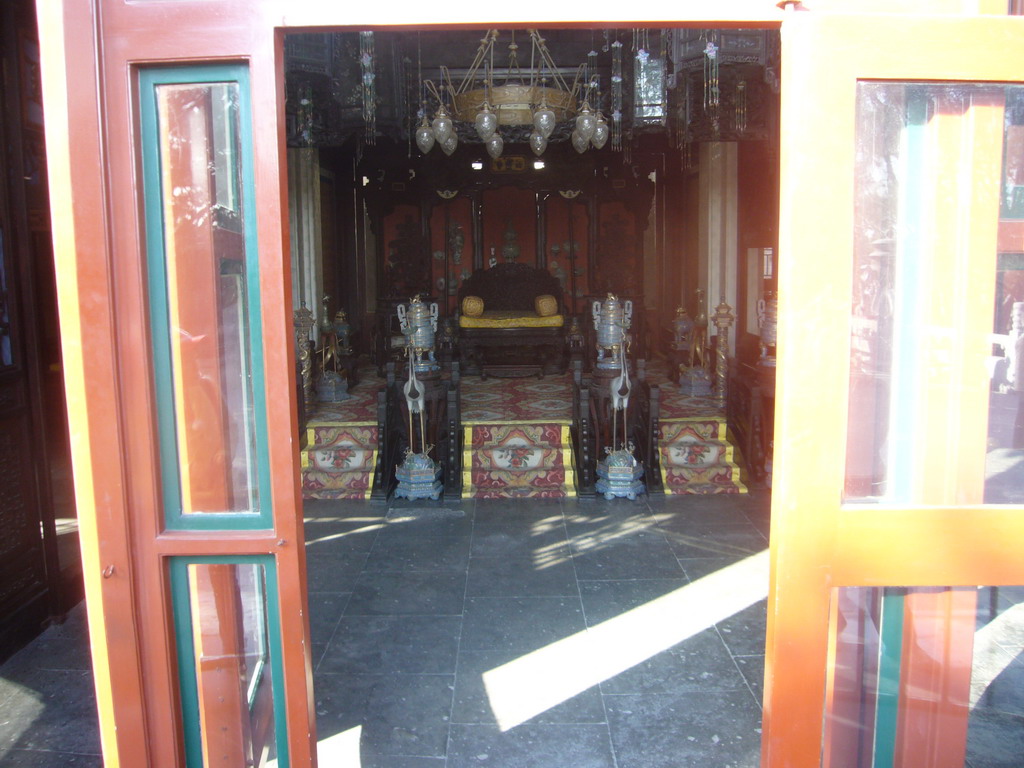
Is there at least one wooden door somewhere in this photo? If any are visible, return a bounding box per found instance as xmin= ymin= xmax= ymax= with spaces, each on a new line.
xmin=38 ymin=2 xmax=315 ymax=766
xmin=765 ymin=10 xmax=1024 ymax=767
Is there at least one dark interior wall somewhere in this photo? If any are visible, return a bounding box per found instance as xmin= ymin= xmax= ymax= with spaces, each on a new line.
xmin=0 ymin=0 xmax=80 ymax=663
xmin=681 ymin=169 xmax=702 ymax=320
xmin=318 ymin=147 xmax=364 ymax=346
xmin=312 ymin=133 xmax=779 ymax=364
xmin=661 ymin=162 xmax=690 ymax=321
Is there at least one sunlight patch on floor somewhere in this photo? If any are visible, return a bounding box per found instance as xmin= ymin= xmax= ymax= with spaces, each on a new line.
xmin=304 ymin=523 xmax=385 ymax=547
xmin=303 ymin=516 xmax=383 ymax=524
xmin=266 ymin=725 xmax=362 ymax=768
xmin=531 ymin=515 xmax=659 ymax=571
xmin=316 ymin=725 xmax=363 ymax=765
xmin=484 ymin=549 xmax=770 ymax=731
xmin=970 ymin=599 xmax=1024 ymax=709
xmin=0 ymin=679 xmax=42 ymax=754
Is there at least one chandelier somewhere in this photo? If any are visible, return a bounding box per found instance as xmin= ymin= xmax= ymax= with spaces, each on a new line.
xmin=414 ymin=30 xmax=609 ymax=160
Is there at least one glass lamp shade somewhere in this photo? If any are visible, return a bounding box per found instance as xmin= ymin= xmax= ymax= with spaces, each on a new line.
xmin=475 ymin=105 xmax=498 ymax=141
xmin=485 ymin=132 xmax=504 ymax=159
xmin=591 ymin=115 xmax=609 ymax=149
xmin=440 ymin=132 xmax=459 ymax=156
xmin=533 ymin=105 xmax=557 ymax=139
xmin=415 ymin=118 xmax=436 ymax=154
xmin=575 ymin=103 xmax=597 ymax=142
xmin=571 ymin=129 xmax=589 ymax=154
xmin=432 ymin=107 xmax=454 ymax=144
xmin=529 ymin=130 xmax=548 ymax=156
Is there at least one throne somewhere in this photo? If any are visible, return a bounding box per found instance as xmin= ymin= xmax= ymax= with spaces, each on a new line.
xmin=456 ymin=262 xmax=567 ymax=378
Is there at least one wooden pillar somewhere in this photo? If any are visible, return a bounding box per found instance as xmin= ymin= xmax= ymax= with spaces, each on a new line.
xmin=471 ymin=191 xmax=484 ymax=270
xmin=536 ymin=191 xmax=548 ymax=268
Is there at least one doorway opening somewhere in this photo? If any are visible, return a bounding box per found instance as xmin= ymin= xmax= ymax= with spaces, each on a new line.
xmin=283 ymin=24 xmax=778 ymax=766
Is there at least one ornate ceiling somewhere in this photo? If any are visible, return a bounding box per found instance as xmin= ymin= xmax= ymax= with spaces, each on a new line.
xmin=284 ymin=27 xmax=780 ymax=155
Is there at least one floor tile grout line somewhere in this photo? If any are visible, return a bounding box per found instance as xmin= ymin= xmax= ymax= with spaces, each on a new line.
xmin=443 ymin=499 xmax=476 ymax=768
xmin=564 ymin=499 xmax=622 ymax=768
xmin=312 ymin=520 xmax=381 ymax=676
xmin=714 ymin=615 xmax=766 ymax=711
xmin=4 ymin=746 xmax=105 ymax=757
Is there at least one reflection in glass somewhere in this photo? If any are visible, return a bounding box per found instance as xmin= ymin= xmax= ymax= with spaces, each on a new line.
xmin=154 ymin=81 xmax=259 ymax=516
xmin=845 ymin=83 xmax=1020 ymax=504
xmin=183 ymin=562 xmax=277 ymax=767
xmin=635 ymin=54 xmax=666 ymax=121
xmin=987 ymin=90 xmax=1024 ymax=503
xmin=823 ymin=585 xmax=1024 ymax=768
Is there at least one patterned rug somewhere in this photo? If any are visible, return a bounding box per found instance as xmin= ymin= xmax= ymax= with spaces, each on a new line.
xmin=460 ymin=373 xmax=575 ymax=498
xmin=657 ymin=419 xmax=746 ymax=495
xmin=644 ymin=359 xmax=725 ymax=421
xmin=461 ymin=373 xmax=574 ymax=424
xmin=301 ymin=365 xmax=383 ymax=500
xmin=645 ymin=359 xmax=747 ymax=495
xmin=462 ymin=423 xmax=575 ymax=499
xmin=304 ymin=365 xmax=381 ymax=437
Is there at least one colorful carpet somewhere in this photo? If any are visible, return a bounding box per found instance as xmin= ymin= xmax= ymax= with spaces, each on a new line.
xmin=462 ymin=423 xmax=575 ymax=499
xmin=304 ymin=365 xmax=381 ymax=438
xmin=643 ymin=359 xmax=726 ymax=421
xmin=301 ymin=366 xmax=383 ymax=500
xmin=657 ymin=419 xmax=746 ymax=495
xmin=461 ymin=373 xmax=574 ymax=424
xmin=645 ymin=359 xmax=747 ymax=495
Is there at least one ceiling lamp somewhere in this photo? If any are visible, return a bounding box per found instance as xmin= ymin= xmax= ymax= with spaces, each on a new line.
xmin=415 ymin=30 xmax=602 ymax=160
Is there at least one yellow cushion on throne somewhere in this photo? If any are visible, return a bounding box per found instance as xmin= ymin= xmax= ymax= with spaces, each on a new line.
xmin=534 ymin=294 xmax=558 ymax=317
xmin=459 ymin=310 xmax=564 ymax=329
xmin=462 ymin=295 xmax=485 ymax=317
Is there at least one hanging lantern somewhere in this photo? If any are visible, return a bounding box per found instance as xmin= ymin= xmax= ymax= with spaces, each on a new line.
xmin=415 ymin=117 xmax=436 ymax=154
xmin=571 ymin=130 xmax=589 ymax=154
xmin=475 ymin=103 xmax=497 ymax=141
xmin=533 ymin=102 xmax=557 ymax=139
xmin=575 ymin=102 xmax=597 ymax=142
xmin=485 ymin=132 xmax=504 ymax=159
xmin=529 ymin=130 xmax=547 ymax=156
xmin=432 ymin=105 xmax=454 ymax=144
xmin=440 ymin=132 xmax=459 ymax=156
xmin=591 ymin=112 xmax=609 ymax=149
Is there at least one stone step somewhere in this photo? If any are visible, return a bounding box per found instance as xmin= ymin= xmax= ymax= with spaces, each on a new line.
xmin=462 ymin=422 xmax=576 ymax=499
xmin=656 ymin=416 xmax=747 ymax=495
xmin=658 ymin=419 xmax=727 ymax=443
xmin=466 ymin=423 xmax=569 ymax=449
xmin=301 ymin=423 xmax=378 ymax=501
xmin=302 ymin=466 xmax=375 ymax=499
xmin=660 ymin=437 xmax=736 ymax=470
xmin=661 ymin=462 xmax=747 ymax=495
xmin=301 ymin=442 xmax=377 ymax=473
xmin=306 ymin=424 xmax=378 ymax=450
xmin=464 ymin=467 xmax=575 ymax=499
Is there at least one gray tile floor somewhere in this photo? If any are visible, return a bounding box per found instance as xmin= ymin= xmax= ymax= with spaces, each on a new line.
xmin=3 ymin=490 xmax=1023 ymax=767
xmin=304 ymin=492 xmax=771 ymax=768
xmin=0 ymin=491 xmax=772 ymax=767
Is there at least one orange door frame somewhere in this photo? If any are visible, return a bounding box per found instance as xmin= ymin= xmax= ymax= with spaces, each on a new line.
xmin=766 ymin=10 xmax=1024 ymax=766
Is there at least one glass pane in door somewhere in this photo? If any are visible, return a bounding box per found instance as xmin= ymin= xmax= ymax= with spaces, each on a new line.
xmin=845 ymin=82 xmax=1009 ymax=506
xmin=140 ymin=66 xmax=270 ymax=527
xmin=823 ymin=585 xmax=1024 ymax=768
xmin=986 ymin=89 xmax=1024 ymax=504
xmin=170 ymin=557 xmax=285 ymax=768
